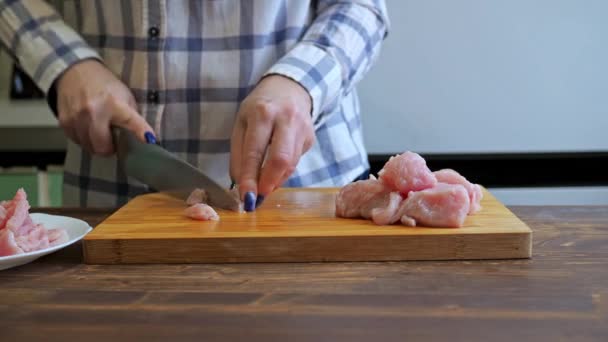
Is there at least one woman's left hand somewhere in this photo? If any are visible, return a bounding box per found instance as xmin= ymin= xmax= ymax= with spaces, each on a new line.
xmin=230 ymin=75 xmax=315 ymax=211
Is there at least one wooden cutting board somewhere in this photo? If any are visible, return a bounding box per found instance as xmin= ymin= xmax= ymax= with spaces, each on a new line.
xmin=83 ymin=188 xmax=532 ymax=264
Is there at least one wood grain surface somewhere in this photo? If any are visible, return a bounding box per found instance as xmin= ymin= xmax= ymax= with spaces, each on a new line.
xmin=83 ymin=188 xmax=532 ymax=264
xmin=0 ymin=206 xmax=606 ymax=341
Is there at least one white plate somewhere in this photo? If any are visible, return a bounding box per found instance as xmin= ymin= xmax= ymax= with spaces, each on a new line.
xmin=0 ymin=213 xmax=93 ymax=271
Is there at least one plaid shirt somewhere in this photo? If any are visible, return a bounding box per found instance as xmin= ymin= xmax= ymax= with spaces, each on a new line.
xmin=1 ymin=0 xmax=388 ymax=207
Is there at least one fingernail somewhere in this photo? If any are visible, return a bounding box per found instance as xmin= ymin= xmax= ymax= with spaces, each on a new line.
xmin=255 ymin=195 xmax=265 ymax=209
xmin=144 ymin=131 xmax=157 ymax=144
xmin=244 ymin=192 xmax=256 ymax=212
xmin=230 ymin=181 xmax=236 ymax=190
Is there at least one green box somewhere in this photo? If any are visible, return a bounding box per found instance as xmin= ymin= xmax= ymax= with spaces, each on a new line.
xmin=47 ymin=166 xmax=63 ymax=207
xmin=0 ymin=167 xmax=39 ymax=206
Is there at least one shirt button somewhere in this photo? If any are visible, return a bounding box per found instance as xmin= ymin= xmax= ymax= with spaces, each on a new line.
xmin=148 ymin=27 xmax=159 ymax=38
xmin=147 ymin=90 xmax=159 ymax=104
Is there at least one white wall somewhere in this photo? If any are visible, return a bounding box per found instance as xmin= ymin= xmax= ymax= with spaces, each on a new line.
xmin=359 ymin=0 xmax=608 ymax=154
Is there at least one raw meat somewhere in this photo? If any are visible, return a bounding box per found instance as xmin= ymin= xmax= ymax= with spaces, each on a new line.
xmin=183 ymin=186 xmax=241 ymax=221
xmin=0 ymin=189 xmax=69 ymax=257
xmin=5 ymin=188 xmax=30 ymax=233
xmin=0 ymin=201 xmax=10 ymax=229
xmin=335 ymin=152 xmax=484 ymax=228
xmin=335 ymin=178 xmax=411 ymax=226
xmin=369 ymin=192 xmax=404 ymax=225
xmin=434 ymin=169 xmax=483 ymax=214
xmin=398 ymin=183 xmax=470 ymax=228
xmin=15 ymin=224 xmax=50 ymax=252
xmin=0 ymin=229 xmax=24 ymax=256
xmin=186 ymin=188 xmax=208 ymax=206
xmin=48 ymin=228 xmax=70 ymax=246
xmin=335 ymin=178 xmax=394 ymax=220
xmin=184 ymin=203 xmax=220 ymax=221
xmin=338 ymin=184 xmax=470 ymax=228
xmin=378 ymin=151 xmax=437 ymax=195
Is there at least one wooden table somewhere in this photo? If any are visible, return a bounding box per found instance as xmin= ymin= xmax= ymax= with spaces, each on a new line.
xmin=1 ymin=206 xmax=606 ymax=341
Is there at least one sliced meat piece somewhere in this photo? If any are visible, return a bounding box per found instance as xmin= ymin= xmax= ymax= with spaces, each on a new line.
xmin=434 ymin=169 xmax=483 ymax=214
xmin=398 ymin=183 xmax=470 ymax=228
xmin=0 ymin=205 xmax=6 ymax=229
xmin=378 ymin=151 xmax=437 ymax=195
xmin=47 ymin=228 xmax=70 ymax=246
xmin=16 ymin=215 xmax=37 ymax=236
xmin=0 ymin=229 xmax=24 ymax=257
xmin=187 ymin=188 xmax=243 ymax=212
xmin=400 ymin=215 xmax=416 ymax=227
xmin=335 ymin=178 xmax=395 ymax=220
xmin=186 ymin=188 xmax=208 ymax=206
xmin=0 ymin=200 xmax=13 ymax=230
xmin=0 ymin=189 xmax=71 ymax=257
xmin=184 ymin=203 xmax=220 ymax=221
xmin=4 ymin=188 xmax=31 ymax=234
xmin=370 ymin=192 xmax=404 ymax=225
xmin=15 ymin=224 xmax=50 ymax=252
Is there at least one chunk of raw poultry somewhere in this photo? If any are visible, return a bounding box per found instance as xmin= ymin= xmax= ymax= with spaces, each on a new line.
xmin=15 ymin=224 xmax=49 ymax=252
xmin=186 ymin=188 xmax=208 ymax=206
xmin=335 ymin=152 xmax=484 ymax=228
xmin=47 ymin=228 xmax=70 ymax=246
xmin=0 ymin=189 xmax=69 ymax=257
xmin=335 ymin=178 xmax=395 ymax=219
xmin=335 ymin=178 xmax=407 ymax=226
xmin=186 ymin=186 xmax=243 ymax=213
xmin=184 ymin=203 xmax=220 ymax=221
xmin=378 ymin=151 xmax=437 ymax=195
xmin=398 ymin=183 xmax=470 ymax=228
xmin=0 ymin=229 xmax=24 ymax=256
xmin=0 ymin=205 xmax=6 ymax=227
xmin=1 ymin=188 xmax=30 ymax=233
xmin=434 ymin=169 xmax=483 ymax=214
xmin=369 ymin=192 xmax=404 ymax=225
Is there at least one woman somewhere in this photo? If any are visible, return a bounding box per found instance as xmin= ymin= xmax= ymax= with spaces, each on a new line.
xmin=0 ymin=0 xmax=389 ymax=211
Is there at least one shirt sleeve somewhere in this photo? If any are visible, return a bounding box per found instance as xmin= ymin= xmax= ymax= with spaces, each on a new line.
xmin=263 ymin=0 xmax=389 ymax=127
xmin=0 ymin=0 xmax=101 ymax=94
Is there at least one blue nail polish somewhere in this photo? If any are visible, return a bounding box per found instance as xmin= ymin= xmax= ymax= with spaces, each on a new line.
xmin=255 ymin=195 xmax=265 ymax=209
xmin=244 ymin=192 xmax=256 ymax=212
xmin=144 ymin=131 xmax=157 ymax=144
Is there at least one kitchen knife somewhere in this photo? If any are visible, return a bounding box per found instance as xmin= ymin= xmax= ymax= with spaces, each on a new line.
xmin=114 ymin=128 xmax=241 ymax=211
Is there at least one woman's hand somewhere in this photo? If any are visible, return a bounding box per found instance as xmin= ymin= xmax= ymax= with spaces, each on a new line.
xmin=230 ymin=75 xmax=315 ymax=211
xmin=56 ymin=59 xmax=155 ymax=156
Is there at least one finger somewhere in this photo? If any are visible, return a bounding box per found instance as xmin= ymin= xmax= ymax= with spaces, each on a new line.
xmin=274 ymin=129 xmax=314 ymax=193
xmin=89 ymin=118 xmax=115 ymax=156
xmin=238 ymin=107 xmax=274 ymax=204
xmin=57 ymin=99 xmax=80 ymax=146
xmin=109 ymin=99 xmax=155 ymax=143
xmin=74 ymin=114 xmax=93 ymax=154
xmin=257 ymin=120 xmax=296 ymax=197
xmin=229 ymin=117 xmax=245 ymax=186
xmin=275 ymin=140 xmax=303 ymax=191
xmin=58 ymin=116 xmax=79 ymax=146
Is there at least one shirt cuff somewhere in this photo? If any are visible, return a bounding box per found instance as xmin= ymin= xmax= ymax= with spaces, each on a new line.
xmin=32 ymin=47 xmax=102 ymax=95
xmin=263 ymin=43 xmax=342 ymax=124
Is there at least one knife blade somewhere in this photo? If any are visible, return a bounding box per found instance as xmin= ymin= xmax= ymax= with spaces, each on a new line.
xmin=114 ymin=128 xmax=241 ymax=211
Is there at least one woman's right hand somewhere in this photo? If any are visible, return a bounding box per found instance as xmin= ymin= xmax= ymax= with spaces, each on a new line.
xmin=56 ymin=59 xmax=155 ymax=156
